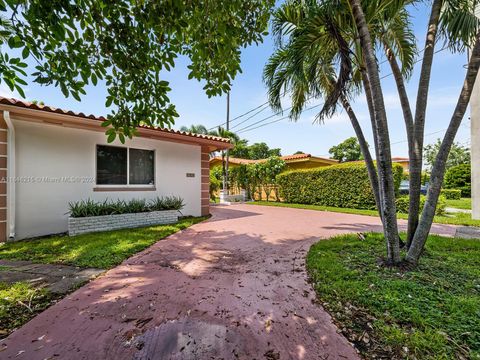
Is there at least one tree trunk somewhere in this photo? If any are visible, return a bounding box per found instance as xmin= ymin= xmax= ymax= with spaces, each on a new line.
xmin=385 ymin=45 xmax=415 ymax=247
xmin=361 ymin=67 xmax=385 ymax=223
xmin=221 ymin=151 xmax=226 ymax=191
xmin=407 ymin=32 xmax=480 ymax=265
xmin=340 ymin=94 xmax=382 ymax=218
xmin=350 ymin=0 xmax=400 ymax=264
xmin=407 ymin=0 xmax=442 ymax=247
xmin=384 ymin=46 xmax=414 ymax=164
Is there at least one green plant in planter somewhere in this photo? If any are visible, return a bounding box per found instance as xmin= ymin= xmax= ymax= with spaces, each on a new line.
xmin=69 ymin=196 xmax=184 ymax=218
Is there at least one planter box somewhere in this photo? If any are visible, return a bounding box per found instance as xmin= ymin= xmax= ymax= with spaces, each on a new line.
xmin=68 ymin=210 xmax=179 ymax=236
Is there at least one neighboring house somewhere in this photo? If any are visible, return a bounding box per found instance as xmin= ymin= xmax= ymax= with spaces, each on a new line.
xmin=391 ymin=157 xmax=410 ymax=171
xmin=0 ymin=97 xmax=232 ymax=241
xmin=209 ymin=153 xmax=338 ymax=171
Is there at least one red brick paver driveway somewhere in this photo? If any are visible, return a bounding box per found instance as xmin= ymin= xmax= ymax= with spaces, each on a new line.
xmin=1 ymin=204 xmax=456 ymax=359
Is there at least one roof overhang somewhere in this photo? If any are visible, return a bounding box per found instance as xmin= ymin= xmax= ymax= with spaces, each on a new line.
xmin=0 ymin=103 xmax=233 ymax=152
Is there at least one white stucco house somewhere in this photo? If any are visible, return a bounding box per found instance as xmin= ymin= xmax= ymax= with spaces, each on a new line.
xmin=0 ymin=97 xmax=232 ymax=241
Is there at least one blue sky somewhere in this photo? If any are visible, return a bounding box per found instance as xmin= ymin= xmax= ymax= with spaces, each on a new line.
xmin=0 ymin=2 xmax=471 ymax=158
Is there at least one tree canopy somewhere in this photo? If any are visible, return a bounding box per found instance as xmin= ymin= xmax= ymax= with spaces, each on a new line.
xmin=424 ymin=138 xmax=470 ymax=171
xmin=329 ymin=137 xmax=365 ymax=162
xmin=0 ymin=0 xmax=274 ymax=142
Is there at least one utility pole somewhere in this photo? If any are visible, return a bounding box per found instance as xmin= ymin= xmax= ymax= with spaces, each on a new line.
xmin=224 ymin=91 xmax=230 ymax=195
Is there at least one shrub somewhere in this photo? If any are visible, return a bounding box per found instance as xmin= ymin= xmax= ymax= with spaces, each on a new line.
xmin=69 ymin=196 xmax=184 ymax=218
xmin=149 ymin=196 xmax=185 ymax=211
xmin=444 ymin=163 xmax=471 ymax=197
xmin=441 ymin=189 xmax=462 ymax=200
xmin=277 ymin=162 xmax=403 ymax=210
xmin=396 ymin=195 xmax=446 ymax=215
xmin=209 ymin=173 xmax=221 ymax=201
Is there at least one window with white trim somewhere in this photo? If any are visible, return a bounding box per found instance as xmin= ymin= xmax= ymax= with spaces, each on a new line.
xmin=96 ymin=145 xmax=155 ymax=185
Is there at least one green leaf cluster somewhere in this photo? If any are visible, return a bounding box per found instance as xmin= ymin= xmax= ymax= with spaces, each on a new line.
xmin=277 ymin=162 xmax=403 ymax=209
xmin=0 ymin=0 xmax=274 ymax=141
xmin=68 ymin=196 xmax=184 ymax=218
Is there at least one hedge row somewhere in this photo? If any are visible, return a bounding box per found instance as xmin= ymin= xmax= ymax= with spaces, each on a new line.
xmin=396 ymin=195 xmax=446 ymax=215
xmin=277 ymin=162 xmax=403 ymax=210
xmin=440 ymin=189 xmax=462 ymax=200
xmin=444 ymin=163 xmax=471 ymax=197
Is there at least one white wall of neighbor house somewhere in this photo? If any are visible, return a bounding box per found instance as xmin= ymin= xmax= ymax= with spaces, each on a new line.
xmin=471 ymin=5 xmax=480 ymax=220
xmin=12 ymin=118 xmax=202 ymax=239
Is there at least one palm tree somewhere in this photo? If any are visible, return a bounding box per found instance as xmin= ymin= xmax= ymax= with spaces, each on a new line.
xmin=264 ymin=0 xmax=416 ymax=263
xmin=349 ymin=0 xmax=480 ymax=265
xmin=179 ymin=124 xmax=209 ymax=135
xmin=210 ymin=126 xmax=241 ymax=192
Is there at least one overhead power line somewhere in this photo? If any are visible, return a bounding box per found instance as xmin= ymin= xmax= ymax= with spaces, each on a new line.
xmin=237 ymin=103 xmax=323 ymax=134
xmin=209 ymin=45 xmax=433 ymax=132
xmin=234 ymin=47 xmax=448 ymax=135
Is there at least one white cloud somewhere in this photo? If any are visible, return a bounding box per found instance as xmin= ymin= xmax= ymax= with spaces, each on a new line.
xmin=0 ymin=83 xmax=27 ymax=99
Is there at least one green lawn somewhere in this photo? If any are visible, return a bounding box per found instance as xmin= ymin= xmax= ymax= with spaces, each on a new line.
xmin=0 ymin=216 xmax=207 ymax=269
xmin=248 ymin=201 xmax=480 ymax=227
xmin=307 ymin=233 xmax=480 ymax=359
xmin=445 ymin=197 xmax=472 ymax=210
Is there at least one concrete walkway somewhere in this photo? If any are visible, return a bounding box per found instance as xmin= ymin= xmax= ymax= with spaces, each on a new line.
xmin=0 ymin=205 xmax=457 ymax=359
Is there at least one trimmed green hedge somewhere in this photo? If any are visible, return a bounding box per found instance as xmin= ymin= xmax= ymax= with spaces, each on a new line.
xmin=441 ymin=189 xmax=462 ymax=200
xmin=277 ymin=162 xmax=403 ymax=210
xmin=444 ymin=163 xmax=471 ymax=197
xmin=396 ymin=195 xmax=446 ymax=215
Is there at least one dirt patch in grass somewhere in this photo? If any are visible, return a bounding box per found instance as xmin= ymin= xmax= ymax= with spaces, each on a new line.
xmin=306 ymin=233 xmax=480 ymax=359
xmin=0 ymin=282 xmax=61 ymax=338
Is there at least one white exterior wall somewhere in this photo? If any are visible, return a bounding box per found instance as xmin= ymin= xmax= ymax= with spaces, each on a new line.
xmin=13 ymin=118 xmax=202 ymax=239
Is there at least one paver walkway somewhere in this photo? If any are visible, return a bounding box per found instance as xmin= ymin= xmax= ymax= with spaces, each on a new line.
xmin=0 ymin=259 xmax=103 ymax=294
xmin=0 ymin=204 xmax=456 ymax=359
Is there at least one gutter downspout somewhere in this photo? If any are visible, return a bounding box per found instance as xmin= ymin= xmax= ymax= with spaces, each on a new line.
xmin=4 ymin=111 xmax=15 ymax=240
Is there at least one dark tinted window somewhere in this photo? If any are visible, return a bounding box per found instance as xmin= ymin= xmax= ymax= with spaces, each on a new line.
xmin=129 ymin=149 xmax=155 ymax=185
xmin=96 ymin=145 xmax=127 ymax=185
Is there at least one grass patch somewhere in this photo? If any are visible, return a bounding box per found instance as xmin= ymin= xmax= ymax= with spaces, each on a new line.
xmin=446 ymin=197 xmax=472 ymax=210
xmin=248 ymin=201 xmax=480 ymax=227
xmin=0 ymin=282 xmax=57 ymax=337
xmin=0 ymin=217 xmax=207 ymax=269
xmin=306 ymin=233 xmax=480 ymax=359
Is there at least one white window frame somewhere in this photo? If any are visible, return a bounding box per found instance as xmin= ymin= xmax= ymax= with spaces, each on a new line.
xmin=95 ymin=144 xmax=156 ymax=188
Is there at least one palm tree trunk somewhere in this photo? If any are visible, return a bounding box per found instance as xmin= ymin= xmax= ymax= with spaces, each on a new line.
xmin=385 ymin=45 xmax=415 ymax=246
xmin=407 ymin=31 xmax=480 ymax=265
xmin=361 ymin=68 xmax=385 ymax=222
xmin=350 ymin=0 xmax=400 ymax=264
xmin=340 ymin=94 xmax=382 ymax=218
xmin=408 ymin=0 xmax=442 ymax=247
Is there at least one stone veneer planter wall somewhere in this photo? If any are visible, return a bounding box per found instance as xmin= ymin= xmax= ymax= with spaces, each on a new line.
xmin=68 ymin=210 xmax=179 ymax=236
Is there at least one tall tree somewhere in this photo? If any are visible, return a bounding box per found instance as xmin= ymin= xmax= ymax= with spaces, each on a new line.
xmin=263 ymin=0 xmax=416 ymax=249
xmin=424 ymin=138 xmax=470 ymax=171
xmin=265 ymin=0 xmax=480 ymax=266
xmin=329 ymin=137 xmax=365 ymax=162
xmin=0 ymin=0 xmax=274 ymax=141
xmin=348 ymin=0 xmax=480 ymax=265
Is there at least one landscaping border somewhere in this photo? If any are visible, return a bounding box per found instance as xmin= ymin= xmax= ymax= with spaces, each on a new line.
xmin=68 ymin=210 xmax=179 ymax=236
